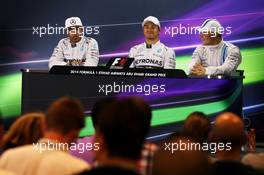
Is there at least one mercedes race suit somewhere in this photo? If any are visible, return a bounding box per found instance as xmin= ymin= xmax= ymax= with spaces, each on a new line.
xmin=129 ymin=41 xmax=176 ymax=69
xmin=49 ymin=36 xmax=99 ymax=69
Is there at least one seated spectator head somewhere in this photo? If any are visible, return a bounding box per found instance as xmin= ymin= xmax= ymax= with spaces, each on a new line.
xmin=1 ymin=112 xmax=45 ymax=150
xmin=91 ymin=97 xmax=116 ymax=131
xmin=242 ymin=153 xmax=264 ymax=171
xmin=153 ymin=133 xmax=211 ymax=175
xmin=210 ymin=112 xmax=246 ymax=160
xmin=96 ymin=97 xmax=152 ymax=162
xmin=182 ymin=112 xmax=211 ymax=143
xmin=45 ymin=96 xmax=85 ymax=143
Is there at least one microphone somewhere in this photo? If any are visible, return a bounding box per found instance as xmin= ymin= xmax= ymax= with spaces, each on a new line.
xmin=146 ymin=44 xmax=152 ymax=49
xmin=71 ymin=43 xmax=77 ymax=48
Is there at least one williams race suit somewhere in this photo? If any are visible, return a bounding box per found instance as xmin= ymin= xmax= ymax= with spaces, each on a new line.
xmin=128 ymin=41 xmax=175 ymax=69
xmin=188 ymin=40 xmax=241 ymax=75
xmin=49 ymin=36 xmax=99 ymax=69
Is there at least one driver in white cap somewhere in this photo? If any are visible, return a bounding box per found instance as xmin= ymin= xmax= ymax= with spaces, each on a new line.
xmin=129 ymin=16 xmax=175 ymax=69
xmin=189 ymin=19 xmax=241 ymax=76
xmin=49 ymin=17 xmax=99 ymax=69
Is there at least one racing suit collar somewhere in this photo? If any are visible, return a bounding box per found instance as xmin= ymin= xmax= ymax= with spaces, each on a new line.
xmin=67 ymin=36 xmax=84 ymax=46
xmin=144 ymin=40 xmax=160 ymax=48
xmin=204 ymin=40 xmax=224 ymax=50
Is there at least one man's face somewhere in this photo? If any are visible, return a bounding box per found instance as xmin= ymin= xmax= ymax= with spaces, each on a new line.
xmin=143 ymin=22 xmax=160 ymax=40
xmin=68 ymin=26 xmax=83 ymax=43
xmin=200 ymin=32 xmax=218 ymax=45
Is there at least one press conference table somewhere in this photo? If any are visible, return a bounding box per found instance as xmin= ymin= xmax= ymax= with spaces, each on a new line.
xmin=21 ymin=66 xmax=244 ymax=138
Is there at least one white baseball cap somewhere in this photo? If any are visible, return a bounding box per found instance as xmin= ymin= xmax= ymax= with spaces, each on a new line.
xmin=142 ymin=16 xmax=161 ymax=28
xmin=198 ymin=19 xmax=223 ymax=34
xmin=65 ymin=17 xmax=83 ymax=28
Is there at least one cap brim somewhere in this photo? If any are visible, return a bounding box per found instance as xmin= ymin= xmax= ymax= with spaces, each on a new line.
xmin=142 ymin=20 xmax=160 ymax=28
